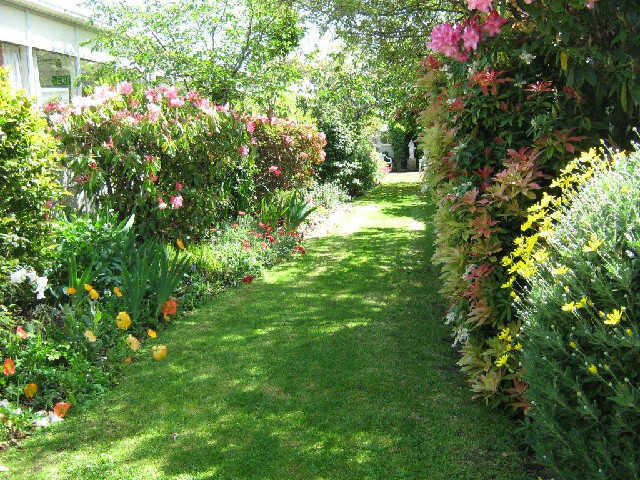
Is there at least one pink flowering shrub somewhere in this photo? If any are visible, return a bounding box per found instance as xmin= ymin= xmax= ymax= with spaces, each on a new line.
xmin=248 ymin=116 xmax=326 ymax=197
xmin=47 ymin=84 xmax=324 ymax=239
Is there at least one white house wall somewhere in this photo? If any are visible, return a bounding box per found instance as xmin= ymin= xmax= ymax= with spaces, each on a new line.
xmin=0 ymin=2 xmax=106 ymax=62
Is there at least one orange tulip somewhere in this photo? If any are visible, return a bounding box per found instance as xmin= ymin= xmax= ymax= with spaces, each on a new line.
xmin=16 ymin=326 xmax=28 ymax=339
xmin=2 ymin=358 xmax=15 ymax=376
xmin=161 ymin=299 xmax=177 ymax=316
xmin=53 ymin=402 xmax=71 ymax=418
xmin=24 ymin=382 xmax=38 ymax=398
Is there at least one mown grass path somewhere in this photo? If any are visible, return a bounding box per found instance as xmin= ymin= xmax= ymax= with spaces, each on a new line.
xmin=1 ymin=173 xmax=532 ymax=480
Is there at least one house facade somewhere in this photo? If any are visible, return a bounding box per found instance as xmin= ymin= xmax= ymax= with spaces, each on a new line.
xmin=0 ymin=0 xmax=108 ymax=104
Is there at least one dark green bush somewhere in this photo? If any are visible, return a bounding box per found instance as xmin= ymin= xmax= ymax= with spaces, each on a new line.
xmin=521 ymin=147 xmax=640 ymax=479
xmin=315 ymin=114 xmax=379 ymax=196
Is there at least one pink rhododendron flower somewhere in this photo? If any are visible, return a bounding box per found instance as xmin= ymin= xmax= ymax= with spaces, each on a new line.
xmin=232 ymin=223 xmax=239 ymax=229
xmin=168 ymin=97 xmax=185 ymax=107
xmin=44 ymin=200 xmax=53 ymax=209
xmin=186 ymin=90 xmax=200 ymax=102
xmin=463 ymin=25 xmax=481 ymax=51
xmin=466 ymin=0 xmax=493 ymax=12
xmin=238 ymin=211 xmax=246 ymax=216
xmin=245 ymin=120 xmax=256 ymax=133
xmin=300 ymin=152 xmax=309 ymax=159
xmin=427 ymin=23 xmax=463 ymax=59
xmin=163 ymin=85 xmax=179 ymax=99
xmin=145 ymin=88 xmax=159 ymax=103
xmin=242 ymin=274 xmax=254 ymax=283
xmin=483 ymin=11 xmax=507 ymax=36
xmin=149 ymin=173 xmax=158 ymax=182
xmin=88 ymin=162 xmax=98 ymax=170
xmin=103 ymin=137 xmax=114 ymax=149
xmin=282 ymin=135 xmax=294 ymax=146
xmin=16 ymin=326 xmax=28 ymax=339
xmin=585 ymin=0 xmax=596 ymax=7
xmin=175 ymin=181 xmax=183 ymax=191
xmin=238 ymin=145 xmax=249 ymax=157
xmin=147 ymin=103 xmax=161 ymax=122
xmin=242 ymin=239 xmax=251 ymax=250
xmin=251 ymin=137 xmax=258 ymax=145
xmin=119 ymin=81 xmax=133 ymax=95
xmin=170 ymin=195 xmax=183 ymax=209
xmin=144 ymin=154 xmax=154 ymax=162
xmin=320 ymin=151 xmax=326 ymax=162
xmin=158 ymin=199 xmax=167 ymax=209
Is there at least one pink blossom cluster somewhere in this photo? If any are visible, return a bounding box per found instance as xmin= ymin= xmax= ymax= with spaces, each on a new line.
xmin=427 ymin=11 xmax=507 ymax=61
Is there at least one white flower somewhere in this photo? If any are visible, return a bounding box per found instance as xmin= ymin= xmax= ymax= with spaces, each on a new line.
xmin=35 ymin=276 xmax=48 ymax=300
xmin=519 ymin=51 xmax=536 ymax=64
xmin=26 ymin=270 xmax=37 ymax=283
xmin=48 ymin=412 xmax=64 ymax=423
xmin=9 ymin=268 xmax=28 ymax=284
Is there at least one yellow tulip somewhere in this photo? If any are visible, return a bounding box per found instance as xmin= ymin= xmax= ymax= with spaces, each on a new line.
xmin=24 ymin=382 xmax=38 ymax=398
xmin=113 ymin=286 xmax=123 ymax=297
xmin=84 ymin=283 xmax=93 ymax=291
xmin=152 ymin=345 xmax=168 ymax=360
xmin=176 ymin=239 xmax=185 ymax=250
xmin=84 ymin=330 xmax=97 ymax=342
xmin=89 ymin=289 xmax=100 ymax=300
xmin=147 ymin=329 xmax=157 ymax=338
xmin=126 ymin=335 xmax=140 ymax=351
xmin=115 ymin=311 xmax=131 ymax=330
xmin=67 ymin=287 xmax=77 ymax=295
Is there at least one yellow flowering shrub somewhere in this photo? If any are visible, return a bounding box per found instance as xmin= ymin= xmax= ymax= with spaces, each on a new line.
xmin=516 ymin=145 xmax=640 ymax=480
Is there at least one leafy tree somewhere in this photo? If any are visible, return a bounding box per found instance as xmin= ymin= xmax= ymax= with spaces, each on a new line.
xmin=87 ymin=0 xmax=305 ymax=106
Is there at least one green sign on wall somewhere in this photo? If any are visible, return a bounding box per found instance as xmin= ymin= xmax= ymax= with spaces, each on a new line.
xmin=51 ymin=75 xmax=71 ymax=86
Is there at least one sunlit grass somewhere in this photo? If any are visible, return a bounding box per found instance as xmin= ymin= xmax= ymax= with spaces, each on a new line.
xmin=0 ymin=173 xmax=534 ymax=479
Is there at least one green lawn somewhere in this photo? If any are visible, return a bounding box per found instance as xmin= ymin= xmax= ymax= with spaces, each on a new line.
xmin=1 ymin=173 xmax=533 ymax=480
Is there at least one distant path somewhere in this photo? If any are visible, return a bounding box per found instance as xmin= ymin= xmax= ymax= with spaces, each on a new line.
xmin=1 ymin=172 xmax=532 ymax=480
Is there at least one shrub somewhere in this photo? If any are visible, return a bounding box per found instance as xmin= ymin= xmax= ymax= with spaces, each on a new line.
xmin=417 ymin=0 xmax=639 ymax=407
xmin=0 ymin=67 xmax=63 ymax=263
xmin=517 ymin=146 xmax=640 ymax=479
xmin=48 ymin=83 xmax=325 ymax=240
xmin=249 ymin=116 xmax=326 ymax=198
xmin=315 ymin=114 xmax=379 ymax=196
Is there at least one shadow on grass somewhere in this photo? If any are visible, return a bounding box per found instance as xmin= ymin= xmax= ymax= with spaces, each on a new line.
xmin=6 ymin=181 xmax=532 ymax=480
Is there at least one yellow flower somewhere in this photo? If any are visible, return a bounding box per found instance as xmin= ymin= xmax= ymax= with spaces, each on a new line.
xmin=562 ymin=302 xmax=577 ymax=312
xmin=147 ymin=329 xmax=157 ymax=338
xmin=582 ymin=233 xmax=603 ymax=253
xmin=510 ymin=291 xmax=516 ymax=298
xmin=115 ymin=311 xmax=131 ymax=330
xmin=625 ymin=328 xmax=633 ymax=336
xmin=576 ymin=296 xmax=589 ymax=309
xmin=84 ymin=283 xmax=93 ymax=291
xmin=89 ymin=289 xmax=100 ymax=300
xmin=176 ymin=239 xmax=185 ymax=250
xmin=621 ymin=185 xmax=630 ymax=194
xmin=569 ymin=341 xmax=576 ymax=349
xmin=84 ymin=330 xmax=97 ymax=342
xmin=126 ymin=335 xmax=140 ymax=351
xmin=588 ymin=364 xmax=598 ymax=374
xmin=123 ymin=357 xmax=132 ymax=364
xmin=551 ymin=265 xmax=569 ymax=276
xmin=152 ymin=345 xmax=168 ymax=360
xmin=67 ymin=287 xmax=77 ymax=295
xmin=495 ymin=354 xmax=509 ymax=368
xmin=604 ymin=308 xmax=623 ymax=325
xmin=514 ymin=343 xmax=522 ymax=350
xmin=24 ymin=382 xmax=38 ymax=398
xmin=498 ymin=328 xmax=511 ymax=341
xmin=113 ymin=286 xmax=123 ymax=297
xmin=564 ymin=285 xmax=570 ymax=293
